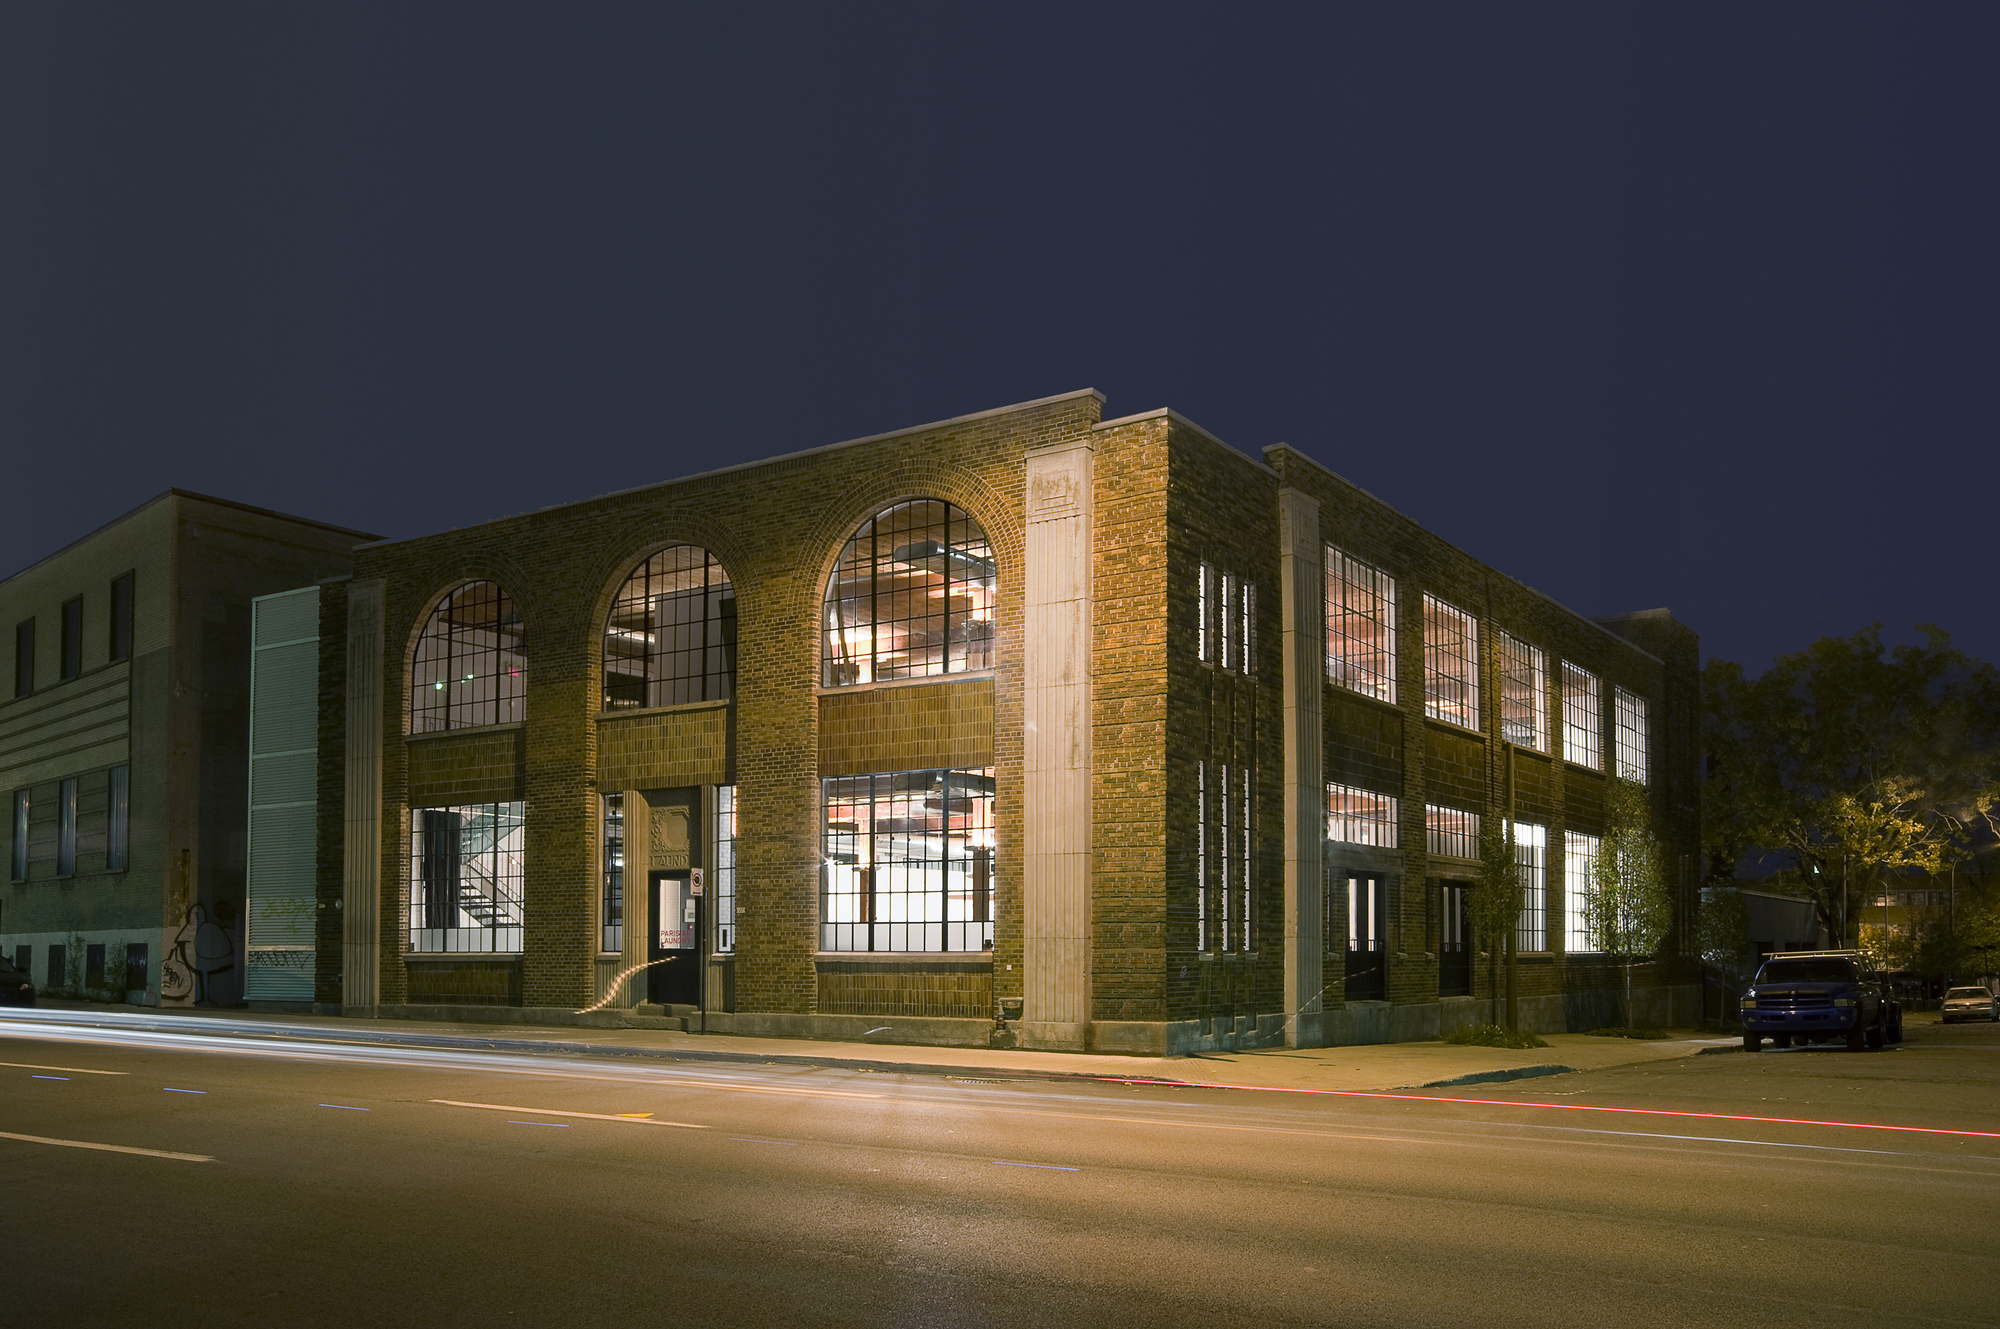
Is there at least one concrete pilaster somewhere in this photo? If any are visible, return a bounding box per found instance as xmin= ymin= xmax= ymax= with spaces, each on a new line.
xmin=1279 ymin=489 xmax=1325 ymax=1047
xmin=342 ymin=578 xmax=383 ymax=1011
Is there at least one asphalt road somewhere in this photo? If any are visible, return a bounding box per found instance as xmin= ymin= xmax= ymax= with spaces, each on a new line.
xmin=3 ymin=1011 xmax=1998 ymax=1329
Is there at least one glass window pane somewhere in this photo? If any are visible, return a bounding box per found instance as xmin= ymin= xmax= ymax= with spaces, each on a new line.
xmin=1325 ymin=548 xmax=1397 ymax=704
xmin=1423 ymin=595 xmax=1479 ymax=728
xmin=603 ymin=548 xmax=735 ymax=710
xmin=820 ymin=768 xmax=994 ymax=952
xmin=410 ymin=583 xmax=527 ymax=732
xmin=823 ymin=502 xmax=995 ymax=686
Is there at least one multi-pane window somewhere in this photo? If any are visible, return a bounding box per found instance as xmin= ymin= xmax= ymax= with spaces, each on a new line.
xmin=1197 ymin=563 xmax=1257 ymax=675
xmin=110 ymin=572 xmax=134 ymax=663
xmin=1562 ymin=662 xmax=1601 ymax=769
xmin=1240 ymin=764 xmax=1253 ymax=950
xmin=1498 ymin=631 xmax=1546 ymax=750
xmin=9 ymin=790 xmax=25 ymax=881
xmin=1242 ymin=581 xmax=1256 ymax=677
xmin=1614 ymin=687 xmax=1649 ymax=784
xmin=1220 ymin=573 xmax=1235 ymax=670
xmin=1196 ymin=761 xmax=1209 ymax=951
xmin=106 ymin=766 xmax=129 ymax=872
xmin=1426 ymin=804 xmax=1480 ymax=859
xmin=409 ymin=801 xmax=525 ymax=952
xmin=600 ymin=794 xmax=624 ymax=953
xmin=1564 ymin=831 xmax=1602 ymax=953
xmin=410 ymin=582 xmax=527 ymax=733
xmin=60 ymin=598 xmax=83 ymax=681
xmin=713 ymin=785 xmax=737 ymax=954
xmin=1198 ymin=563 xmax=1215 ymax=662
xmin=822 ymin=768 xmax=993 ymax=952
xmin=1513 ymin=821 xmax=1548 ymax=952
xmin=1328 ymin=783 xmax=1399 ymax=848
xmin=14 ymin=619 xmax=32 ymax=698
xmin=56 ymin=777 xmax=76 ymax=877
xmin=824 ymin=501 xmax=995 ymax=686
xmin=603 ymin=547 xmax=735 ymax=709
xmin=1423 ymin=595 xmax=1479 ymax=729
xmin=1326 ymin=547 xmax=1397 ymax=704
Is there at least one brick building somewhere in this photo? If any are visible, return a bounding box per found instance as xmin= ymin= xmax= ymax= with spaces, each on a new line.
xmin=2 ymin=492 xmax=377 ymax=1006
xmin=295 ymin=389 xmax=1698 ymax=1050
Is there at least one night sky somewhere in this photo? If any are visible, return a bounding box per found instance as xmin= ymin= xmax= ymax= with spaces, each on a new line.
xmin=5 ymin=4 xmax=1995 ymax=673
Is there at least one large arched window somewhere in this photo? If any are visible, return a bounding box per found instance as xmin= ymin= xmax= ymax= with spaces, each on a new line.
xmin=603 ymin=547 xmax=735 ymax=709
xmin=823 ymin=500 xmax=995 ymax=686
xmin=410 ymin=582 xmax=526 ymax=732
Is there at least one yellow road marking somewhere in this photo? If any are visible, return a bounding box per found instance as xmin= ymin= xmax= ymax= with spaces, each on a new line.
xmin=614 ymin=1112 xmax=653 ymax=1118
xmin=431 ymin=1099 xmax=708 ymax=1129
xmin=0 ymin=1060 xmax=128 ymax=1076
xmin=0 ymin=1129 xmax=211 ymax=1162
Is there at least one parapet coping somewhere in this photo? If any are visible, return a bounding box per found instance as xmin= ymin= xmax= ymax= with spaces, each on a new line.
xmin=353 ymin=387 xmax=1111 ymax=551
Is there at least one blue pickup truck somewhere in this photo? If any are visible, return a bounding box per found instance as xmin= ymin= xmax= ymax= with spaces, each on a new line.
xmin=1740 ymin=950 xmax=1901 ymax=1052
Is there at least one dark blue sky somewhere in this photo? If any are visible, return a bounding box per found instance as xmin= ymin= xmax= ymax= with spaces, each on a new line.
xmin=4 ymin=3 xmax=1995 ymax=672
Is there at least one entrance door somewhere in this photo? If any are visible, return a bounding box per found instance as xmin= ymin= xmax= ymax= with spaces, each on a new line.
xmin=1439 ymin=880 xmax=1472 ymax=996
xmin=648 ymin=869 xmax=702 ymax=1005
xmin=1346 ymin=873 xmax=1387 ymax=1002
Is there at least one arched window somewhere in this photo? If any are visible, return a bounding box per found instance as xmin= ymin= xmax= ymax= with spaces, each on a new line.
xmin=823 ymin=500 xmax=995 ymax=686
xmin=603 ymin=547 xmax=735 ymax=709
xmin=410 ymin=582 xmax=526 ymax=732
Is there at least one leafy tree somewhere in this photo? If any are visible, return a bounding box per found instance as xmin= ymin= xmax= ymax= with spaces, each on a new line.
xmin=1695 ymin=886 xmax=1754 ymax=973
xmin=1469 ymin=812 xmax=1523 ymax=1027
xmin=1587 ymin=777 xmax=1674 ymax=1026
xmin=1703 ymin=624 xmax=2000 ymax=947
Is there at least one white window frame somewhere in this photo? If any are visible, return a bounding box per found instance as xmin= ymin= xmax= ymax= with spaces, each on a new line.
xmin=1512 ymin=820 xmax=1547 ymax=952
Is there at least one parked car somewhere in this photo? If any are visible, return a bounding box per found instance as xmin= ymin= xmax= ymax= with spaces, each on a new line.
xmin=1740 ymin=950 xmax=1891 ymax=1051
xmin=1941 ymin=985 xmax=1999 ymax=1023
xmin=0 ymin=953 xmax=35 ymax=1007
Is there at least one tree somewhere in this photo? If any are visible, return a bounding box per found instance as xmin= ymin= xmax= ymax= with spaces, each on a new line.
xmin=1695 ymin=886 xmax=1754 ymax=973
xmin=1469 ymin=812 xmax=1523 ymax=1028
xmin=1587 ymin=777 xmax=1673 ymax=1027
xmin=1703 ymin=624 xmax=2000 ymax=948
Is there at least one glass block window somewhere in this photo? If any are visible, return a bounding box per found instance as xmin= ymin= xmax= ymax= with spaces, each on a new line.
xmin=603 ymin=547 xmax=735 ymax=710
xmin=1426 ymin=804 xmax=1480 ymax=859
xmin=600 ymin=794 xmax=624 ymax=953
xmin=1220 ymin=573 xmax=1235 ymax=670
xmin=1513 ymin=821 xmax=1547 ymax=952
xmin=1614 ymin=687 xmax=1649 ymax=784
xmin=1562 ymin=662 xmax=1601 ymax=769
xmin=1219 ymin=763 xmax=1232 ymax=949
xmin=1565 ymin=831 xmax=1602 ymax=953
xmin=1198 ymin=563 xmax=1215 ymax=663
xmin=821 ymin=768 xmax=993 ymax=952
xmin=409 ymin=801 xmax=525 ymax=953
xmin=1326 ymin=547 xmax=1397 ymax=704
xmin=1498 ymin=631 xmax=1546 ymax=751
xmin=712 ymin=784 xmax=737 ymax=954
xmin=1240 ymin=763 xmax=1254 ymax=951
xmin=1328 ymin=783 xmax=1399 ymax=848
xmin=823 ymin=501 xmax=995 ymax=686
xmin=1241 ymin=581 xmax=1256 ymax=677
xmin=410 ymin=582 xmax=526 ymax=733
xmin=1423 ymin=594 xmax=1479 ymax=729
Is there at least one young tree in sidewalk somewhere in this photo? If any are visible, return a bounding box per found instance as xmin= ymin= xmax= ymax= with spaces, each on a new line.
xmin=1470 ymin=813 xmax=1523 ymax=1028
xmin=1587 ymin=777 xmax=1674 ymax=1028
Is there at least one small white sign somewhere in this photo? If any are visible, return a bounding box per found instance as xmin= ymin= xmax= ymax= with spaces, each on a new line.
xmin=690 ymin=868 xmax=704 ymax=897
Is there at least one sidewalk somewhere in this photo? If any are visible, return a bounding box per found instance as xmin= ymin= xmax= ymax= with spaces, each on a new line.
xmin=18 ymin=1000 xmax=1738 ymax=1093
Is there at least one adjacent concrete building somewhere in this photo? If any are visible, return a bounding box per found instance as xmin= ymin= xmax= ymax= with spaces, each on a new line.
xmin=296 ymin=390 xmax=1699 ymax=1050
xmin=1 ymin=492 xmax=376 ymax=1005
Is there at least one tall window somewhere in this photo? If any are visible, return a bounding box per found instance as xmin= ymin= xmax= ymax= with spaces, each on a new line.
xmin=9 ymin=790 xmax=25 ymax=881
xmin=57 ymin=777 xmax=76 ymax=877
xmin=410 ymin=582 xmax=527 ymax=732
xmin=109 ymin=572 xmax=134 ymax=663
xmin=603 ymin=547 xmax=735 ymax=709
xmin=1614 ymin=688 xmax=1649 ymax=784
xmin=1326 ymin=547 xmax=1397 ymax=704
xmin=410 ymin=801 xmax=525 ymax=952
xmin=107 ymin=765 xmax=129 ymax=871
xmin=1423 ymin=595 xmax=1479 ymax=729
xmin=1196 ymin=761 xmax=1209 ymax=951
xmin=1240 ymin=763 xmax=1254 ymax=951
xmin=1497 ymin=631 xmax=1546 ymax=750
xmin=1198 ymin=563 xmax=1215 ymax=662
xmin=60 ymin=598 xmax=83 ymax=681
xmin=713 ymin=785 xmax=737 ymax=954
xmin=14 ymin=619 xmax=31 ymax=698
xmin=1220 ymin=574 xmax=1235 ymax=670
xmin=824 ymin=501 xmax=994 ymax=686
xmin=1426 ymin=804 xmax=1480 ymax=859
xmin=822 ymin=768 xmax=993 ymax=952
xmin=600 ymin=794 xmax=624 ymax=953
xmin=1328 ymin=783 xmax=1399 ymax=848
xmin=1199 ymin=564 xmax=1257 ymax=676
xmin=1564 ymin=831 xmax=1602 ymax=953
xmin=1513 ymin=821 xmax=1547 ymax=952
xmin=1562 ymin=662 xmax=1601 ymax=769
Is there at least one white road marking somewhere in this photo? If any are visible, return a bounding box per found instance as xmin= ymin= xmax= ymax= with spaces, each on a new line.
xmin=993 ymin=1160 xmax=1080 ymax=1171
xmin=0 ymin=1060 xmax=126 ymax=1075
xmin=431 ymin=1099 xmax=709 ymax=1129
xmin=0 ymin=1129 xmax=212 ymax=1162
